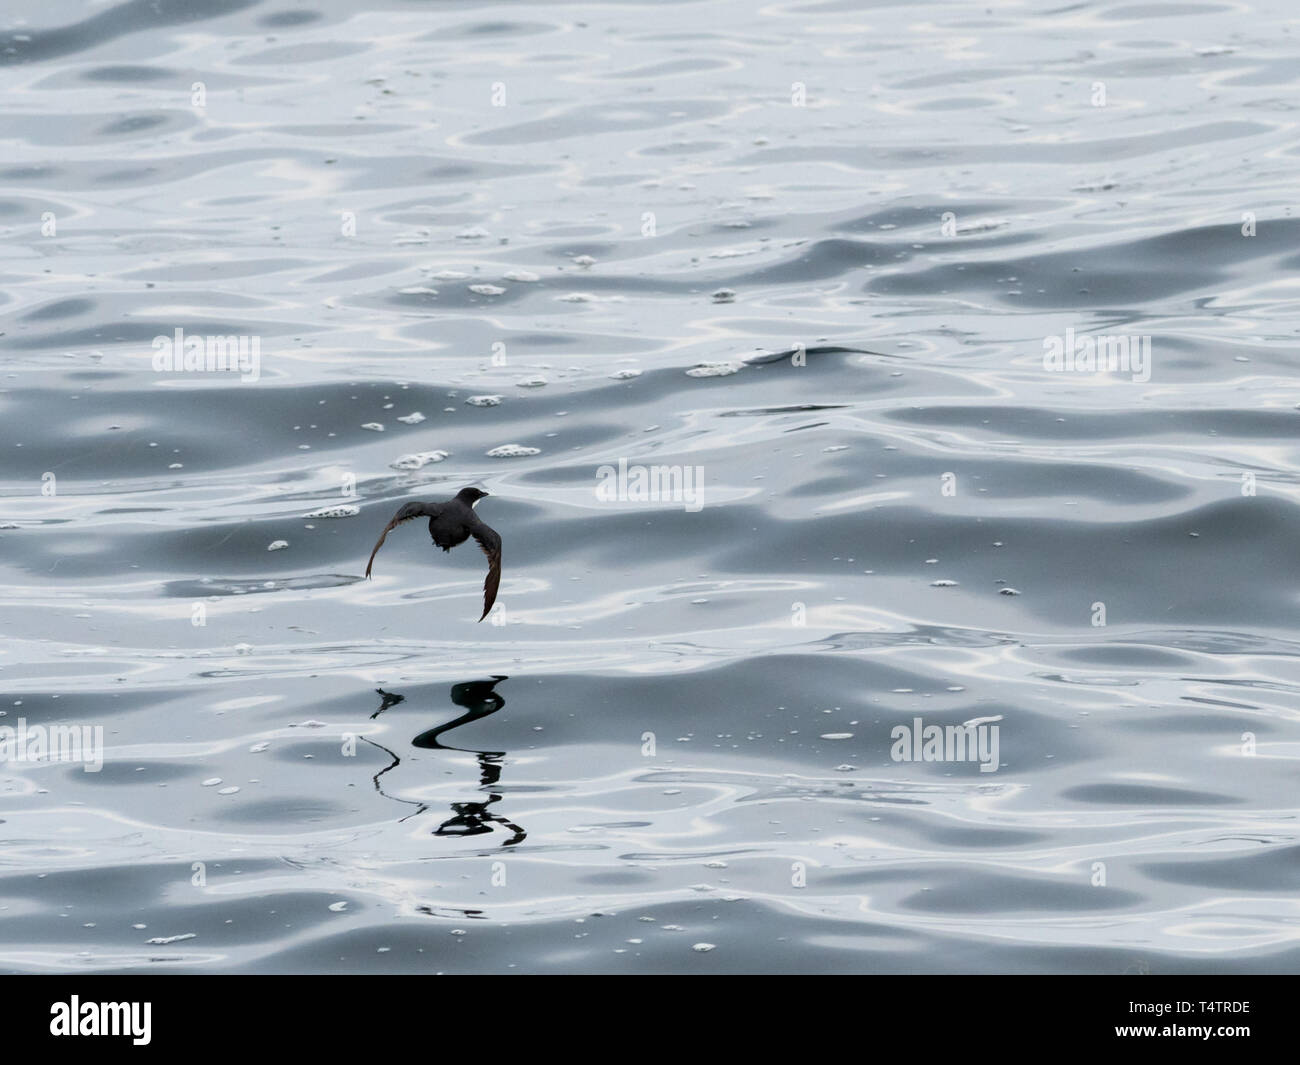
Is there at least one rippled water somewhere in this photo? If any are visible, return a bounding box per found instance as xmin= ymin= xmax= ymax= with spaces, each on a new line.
xmin=1 ymin=0 xmax=1297 ymax=974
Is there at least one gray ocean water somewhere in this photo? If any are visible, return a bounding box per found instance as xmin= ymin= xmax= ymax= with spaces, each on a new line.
xmin=0 ymin=0 xmax=1297 ymax=975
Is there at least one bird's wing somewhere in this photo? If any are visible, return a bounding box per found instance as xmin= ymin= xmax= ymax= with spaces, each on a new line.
xmin=364 ymin=505 xmax=424 ymax=578
xmin=470 ymin=520 xmax=502 ymax=621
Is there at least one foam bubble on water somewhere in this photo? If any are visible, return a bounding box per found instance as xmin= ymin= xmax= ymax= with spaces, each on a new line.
xmin=361 ymin=422 xmax=385 ymax=432
xmin=686 ymin=362 xmax=742 ymax=378
xmin=930 ymin=579 xmax=958 ymax=587
xmin=515 ymin=376 xmax=547 ymax=388
xmin=429 ymin=269 xmax=468 ymax=280
xmin=692 ymin=943 xmax=716 ymax=952
xmin=466 ymin=395 xmax=502 ymax=407
xmin=487 ymin=444 xmax=540 ymax=457
xmin=556 ymin=292 xmax=595 ymax=302
xmin=304 ymin=504 xmax=360 ymax=518
xmin=146 ymin=933 xmax=197 ymax=945
xmin=820 ymin=732 xmax=853 ymax=740
xmin=571 ymin=255 xmax=596 ymax=267
xmin=389 ymin=450 xmax=449 ymax=470
xmin=457 ymin=226 xmax=490 ymax=240
xmin=609 ymin=369 xmax=641 ymax=380
xmin=396 ymin=412 xmax=425 ymax=424
xmin=503 ymin=269 xmax=539 ymax=282
xmin=267 ymin=540 xmax=288 ymax=551
xmin=469 ymin=283 xmax=505 ymax=296
xmin=201 ymin=777 xmax=222 ymax=787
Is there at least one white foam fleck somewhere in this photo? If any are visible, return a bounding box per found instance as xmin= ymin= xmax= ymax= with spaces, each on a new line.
xmin=389 ymin=450 xmax=449 ymax=470
xmin=304 ymin=505 xmax=360 ymax=518
xmin=686 ymin=362 xmax=742 ymax=378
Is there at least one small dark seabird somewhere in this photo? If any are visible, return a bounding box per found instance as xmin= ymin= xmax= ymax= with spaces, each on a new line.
xmin=364 ymin=487 xmax=501 ymax=621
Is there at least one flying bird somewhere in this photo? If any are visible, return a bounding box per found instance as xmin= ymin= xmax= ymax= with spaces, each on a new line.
xmin=364 ymin=487 xmax=501 ymax=621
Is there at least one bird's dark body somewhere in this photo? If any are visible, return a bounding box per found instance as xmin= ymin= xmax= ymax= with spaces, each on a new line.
xmin=428 ymin=506 xmax=473 ymax=552
xmin=364 ymin=487 xmax=502 ymax=621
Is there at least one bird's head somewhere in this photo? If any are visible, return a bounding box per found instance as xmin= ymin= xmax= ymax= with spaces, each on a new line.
xmin=457 ymin=486 xmax=490 ymax=507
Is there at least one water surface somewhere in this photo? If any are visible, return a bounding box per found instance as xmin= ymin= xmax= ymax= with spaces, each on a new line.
xmin=0 ymin=0 xmax=1297 ymax=973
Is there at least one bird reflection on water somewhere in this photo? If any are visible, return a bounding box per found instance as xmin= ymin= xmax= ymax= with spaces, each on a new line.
xmin=364 ymin=675 xmax=524 ymax=846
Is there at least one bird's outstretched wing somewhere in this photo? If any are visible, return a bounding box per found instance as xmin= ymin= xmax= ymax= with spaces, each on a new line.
xmin=365 ymin=506 xmax=423 ymax=578
xmin=470 ymin=520 xmax=502 ymax=621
